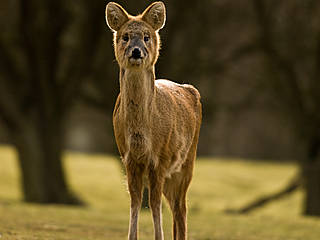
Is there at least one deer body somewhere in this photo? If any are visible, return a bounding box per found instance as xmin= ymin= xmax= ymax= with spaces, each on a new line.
xmin=106 ymin=2 xmax=201 ymax=240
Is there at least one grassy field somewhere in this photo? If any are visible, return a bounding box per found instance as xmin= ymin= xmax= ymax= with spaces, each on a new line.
xmin=0 ymin=145 xmax=320 ymax=240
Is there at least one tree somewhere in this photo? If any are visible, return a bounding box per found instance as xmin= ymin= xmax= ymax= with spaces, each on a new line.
xmin=0 ymin=0 xmax=105 ymax=204
xmin=227 ymin=0 xmax=320 ymax=216
xmin=252 ymin=0 xmax=320 ymax=216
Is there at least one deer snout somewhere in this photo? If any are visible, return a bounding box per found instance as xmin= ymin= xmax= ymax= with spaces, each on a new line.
xmin=131 ymin=48 xmax=142 ymax=59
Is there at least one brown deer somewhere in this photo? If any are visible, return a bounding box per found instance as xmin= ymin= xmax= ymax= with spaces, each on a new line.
xmin=105 ymin=2 xmax=202 ymax=240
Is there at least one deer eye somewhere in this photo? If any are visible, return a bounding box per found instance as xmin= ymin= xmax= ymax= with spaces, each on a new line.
xmin=122 ymin=34 xmax=129 ymax=42
xmin=144 ymin=35 xmax=150 ymax=42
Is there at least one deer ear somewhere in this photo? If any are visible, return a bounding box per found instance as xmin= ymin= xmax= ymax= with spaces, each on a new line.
xmin=142 ymin=1 xmax=166 ymax=31
xmin=105 ymin=2 xmax=129 ymax=31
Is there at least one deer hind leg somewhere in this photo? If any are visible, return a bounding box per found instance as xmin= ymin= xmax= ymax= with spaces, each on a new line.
xmin=126 ymin=161 xmax=145 ymax=240
xmin=164 ymin=161 xmax=194 ymax=240
xmin=148 ymin=166 xmax=165 ymax=240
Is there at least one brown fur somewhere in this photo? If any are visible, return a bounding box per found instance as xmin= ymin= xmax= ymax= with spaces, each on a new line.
xmin=105 ymin=2 xmax=202 ymax=240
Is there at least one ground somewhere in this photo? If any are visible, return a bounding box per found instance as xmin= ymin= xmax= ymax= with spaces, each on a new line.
xmin=0 ymin=145 xmax=319 ymax=240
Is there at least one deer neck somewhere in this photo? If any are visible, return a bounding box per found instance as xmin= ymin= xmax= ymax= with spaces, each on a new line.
xmin=119 ymin=67 xmax=155 ymax=130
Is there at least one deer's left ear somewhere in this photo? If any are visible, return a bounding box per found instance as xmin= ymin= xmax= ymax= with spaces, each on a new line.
xmin=141 ymin=1 xmax=166 ymax=31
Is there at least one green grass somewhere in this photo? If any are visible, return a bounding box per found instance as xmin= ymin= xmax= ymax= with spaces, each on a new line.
xmin=0 ymin=145 xmax=320 ymax=240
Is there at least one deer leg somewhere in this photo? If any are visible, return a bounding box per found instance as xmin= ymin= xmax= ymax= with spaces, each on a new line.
xmin=126 ymin=162 xmax=145 ymax=240
xmin=164 ymin=163 xmax=193 ymax=240
xmin=174 ymin=193 xmax=187 ymax=240
xmin=163 ymin=187 xmax=178 ymax=240
xmin=164 ymin=183 xmax=187 ymax=240
xmin=149 ymin=168 xmax=164 ymax=240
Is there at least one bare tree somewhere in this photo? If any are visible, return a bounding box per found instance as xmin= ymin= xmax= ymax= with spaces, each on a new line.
xmin=253 ymin=0 xmax=320 ymax=216
xmin=0 ymin=0 xmax=105 ymax=204
xmin=228 ymin=0 xmax=320 ymax=216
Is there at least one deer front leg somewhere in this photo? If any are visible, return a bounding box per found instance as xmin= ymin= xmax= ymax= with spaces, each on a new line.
xmin=126 ymin=161 xmax=145 ymax=240
xmin=149 ymin=167 xmax=164 ymax=240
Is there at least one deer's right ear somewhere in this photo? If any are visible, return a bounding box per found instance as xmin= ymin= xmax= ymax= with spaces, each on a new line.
xmin=105 ymin=2 xmax=129 ymax=31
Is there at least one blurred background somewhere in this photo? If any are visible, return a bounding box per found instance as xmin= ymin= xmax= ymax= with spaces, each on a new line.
xmin=0 ymin=0 xmax=319 ymax=219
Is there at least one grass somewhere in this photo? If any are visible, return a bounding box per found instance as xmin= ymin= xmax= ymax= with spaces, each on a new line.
xmin=0 ymin=145 xmax=320 ymax=239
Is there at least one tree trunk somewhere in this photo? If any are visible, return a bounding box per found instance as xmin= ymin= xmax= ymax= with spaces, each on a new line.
xmin=303 ymin=136 xmax=320 ymax=216
xmin=304 ymin=163 xmax=320 ymax=216
xmin=13 ymin=118 xmax=82 ymax=205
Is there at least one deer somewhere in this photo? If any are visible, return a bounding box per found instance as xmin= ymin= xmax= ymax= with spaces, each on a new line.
xmin=105 ymin=2 xmax=202 ymax=240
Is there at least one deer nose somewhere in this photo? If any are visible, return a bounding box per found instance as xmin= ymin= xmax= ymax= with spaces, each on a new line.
xmin=131 ymin=48 xmax=142 ymax=59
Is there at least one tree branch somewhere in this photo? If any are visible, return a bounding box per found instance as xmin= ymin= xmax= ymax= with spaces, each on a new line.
xmin=18 ymin=0 xmax=68 ymax=116
xmin=217 ymin=82 xmax=265 ymax=114
xmin=18 ymin=0 xmax=36 ymax=80
xmin=313 ymin=30 xmax=320 ymax=113
xmin=0 ymin=79 xmax=24 ymax=131
xmin=0 ymin=37 xmax=24 ymax=83
xmin=79 ymin=91 xmax=110 ymax=113
xmin=222 ymin=42 xmax=261 ymax=65
xmin=61 ymin=0 xmax=104 ymax=109
xmin=0 ymin=38 xmax=25 ymax=130
xmin=252 ymin=0 xmax=305 ymax=117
